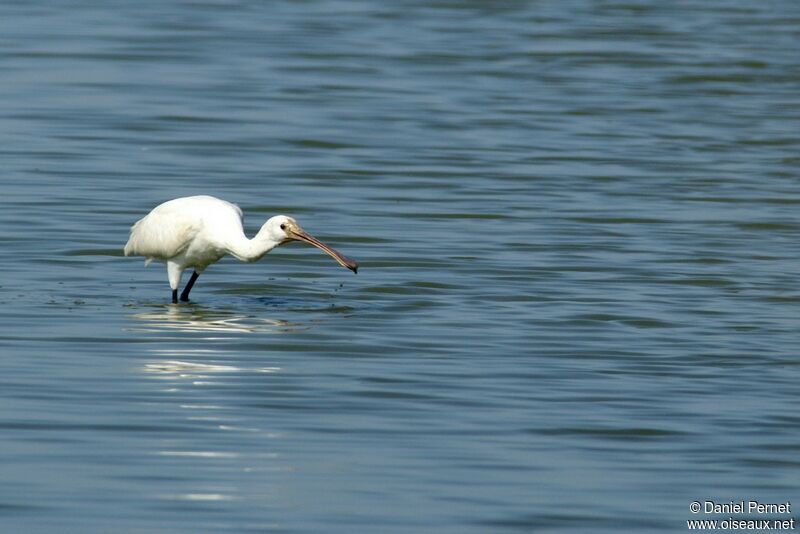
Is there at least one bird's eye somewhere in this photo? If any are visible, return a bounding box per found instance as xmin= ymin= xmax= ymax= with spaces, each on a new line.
xmin=280 ymin=224 xmax=286 ymax=230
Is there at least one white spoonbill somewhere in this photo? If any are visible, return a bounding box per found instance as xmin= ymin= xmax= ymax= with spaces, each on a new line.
xmin=124 ymin=195 xmax=358 ymax=303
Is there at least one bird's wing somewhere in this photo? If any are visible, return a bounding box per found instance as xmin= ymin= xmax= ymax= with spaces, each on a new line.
xmin=230 ymin=201 xmax=244 ymax=221
xmin=124 ymin=201 xmax=202 ymax=260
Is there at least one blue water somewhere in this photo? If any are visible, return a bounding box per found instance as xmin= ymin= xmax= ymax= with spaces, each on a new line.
xmin=1 ymin=1 xmax=799 ymax=532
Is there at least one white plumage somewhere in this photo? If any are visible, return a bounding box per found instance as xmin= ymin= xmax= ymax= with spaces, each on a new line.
xmin=124 ymin=195 xmax=358 ymax=303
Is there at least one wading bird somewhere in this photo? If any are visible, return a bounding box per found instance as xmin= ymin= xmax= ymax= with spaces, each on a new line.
xmin=124 ymin=195 xmax=358 ymax=303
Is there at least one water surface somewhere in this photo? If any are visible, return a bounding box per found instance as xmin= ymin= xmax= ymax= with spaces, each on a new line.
xmin=1 ymin=1 xmax=799 ymax=532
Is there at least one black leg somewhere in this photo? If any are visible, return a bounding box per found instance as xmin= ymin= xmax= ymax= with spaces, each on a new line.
xmin=179 ymin=271 xmax=200 ymax=302
xmin=172 ymin=289 xmax=178 ymax=304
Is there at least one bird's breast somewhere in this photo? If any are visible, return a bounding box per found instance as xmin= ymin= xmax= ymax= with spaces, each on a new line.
xmin=183 ymin=239 xmax=228 ymax=270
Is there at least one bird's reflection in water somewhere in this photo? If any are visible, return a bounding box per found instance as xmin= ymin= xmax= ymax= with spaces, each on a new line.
xmin=143 ymin=358 xmax=280 ymax=382
xmin=127 ymin=304 xmax=307 ymax=335
xmin=128 ymin=303 xmax=289 ymax=504
xmin=128 ymin=304 xmax=296 ymax=381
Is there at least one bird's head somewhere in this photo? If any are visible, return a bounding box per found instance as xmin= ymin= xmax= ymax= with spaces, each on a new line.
xmin=264 ymin=215 xmax=358 ymax=273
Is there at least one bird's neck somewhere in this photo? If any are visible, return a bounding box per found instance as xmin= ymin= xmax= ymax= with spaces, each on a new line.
xmin=226 ymin=228 xmax=281 ymax=263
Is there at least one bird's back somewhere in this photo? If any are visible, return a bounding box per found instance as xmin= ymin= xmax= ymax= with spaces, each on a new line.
xmin=124 ymin=196 xmax=244 ymax=262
